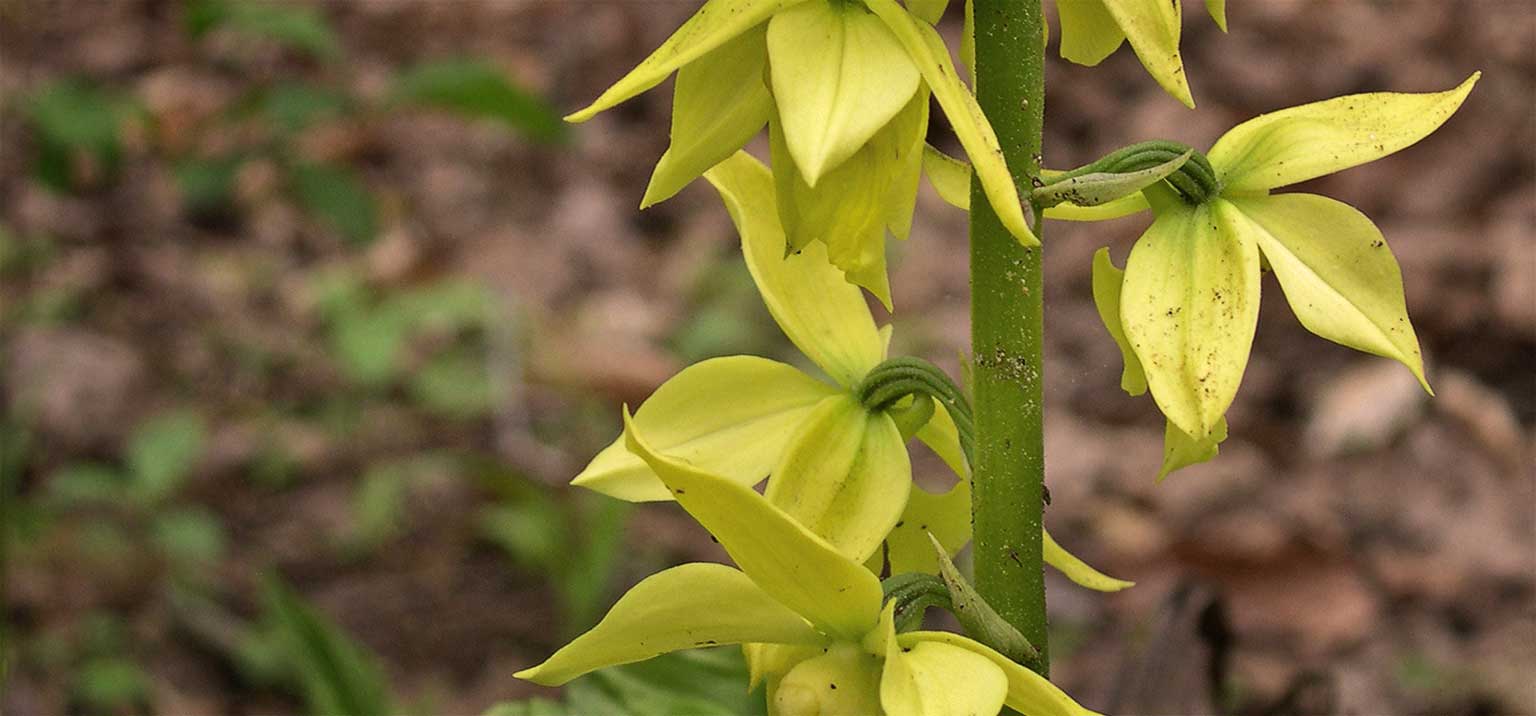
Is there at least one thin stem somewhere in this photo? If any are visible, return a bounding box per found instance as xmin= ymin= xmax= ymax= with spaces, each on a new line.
xmin=970 ymin=0 xmax=1050 ymax=674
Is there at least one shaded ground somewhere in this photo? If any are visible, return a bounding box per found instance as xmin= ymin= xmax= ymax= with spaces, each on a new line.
xmin=2 ymin=1 xmax=1533 ymax=714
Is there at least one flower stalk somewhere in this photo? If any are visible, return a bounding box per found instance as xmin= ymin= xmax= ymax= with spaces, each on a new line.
xmin=969 ymin=0 xmax=1051 ymax=675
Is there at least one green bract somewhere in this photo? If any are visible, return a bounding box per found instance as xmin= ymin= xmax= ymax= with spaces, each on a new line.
xmin=1054 ymin=0 xmax=1226 ymax=108
xmin=564 ymin=0 xmax=1037 ymax=307
xmin=517 ymin=411 xmax=1102 ymax=716
xmin=1091 ymin=75 xmax=1478 ymax=476
xmin=571 ymin=152 xmax=1128 ymax=591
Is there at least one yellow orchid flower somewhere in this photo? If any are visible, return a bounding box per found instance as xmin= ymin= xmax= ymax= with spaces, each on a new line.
xmin=573 ymin=151 xmax=1130 ymax=589
xmin=517 ymin=412 xmax=1103 ymax=716
xmin=1086 ymin=75 xmax=1478 ymax=477
xmin=1055 ymin=0 xmax=1227 ymax=108
xmin=564 ymin=0 xmax=1037 ymax=306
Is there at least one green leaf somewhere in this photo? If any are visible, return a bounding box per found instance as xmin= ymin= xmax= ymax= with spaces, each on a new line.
xmin=151 ymin=508 xmax=228 ymax=567
xmin=1090 ymin=248 xmax=1148 ymax=396
xmin=1208 ymin=73 xmax=1478 ymax=193
xmin=349 ymin=462 xmax=411 ymax=551
xmin=514 ymin=564 xmax=824 ymax=686
xmin=26 ymin=81 xmax=132 ymax=191
xmin=290 ymin=163 xmax=379 ymax=245
xmin=393 ymin=59 xmax=566 ymax=143
xmin=259 ymin=83 xmax=351 ymax=133
xmin=1159 ymin=416 xmax=1228 ymax=480
xmin=46 ymin=464 xmax=126 ymax=506
xmin=409 ymin=349 xmax=494 ymax=419
xmin=558 ymin=495 xmax=631 ymax=633
xmin=263 ymin=575 xmax=392 ymax=716
xmin=642 ymin=26 xmax=771 ymax=208
xmin=1032 ymin=150 xmax=1190 ymax=208
xmin=174 ymin=155 xmax=242 ymax=214
xmin=572 ymin=356 xmax=834 ymax=502
xmin=127 ymin=411 xmax=207 ymax=503
xmin=72 ymin=658 xmax=150 ymax=712
xmin=1227 ymin=193 xmax=1429 ymax=390
xmin=328 ymin=307 xmax=406 ymax=386
xmin=189 ymin=0 xmax=340 ymax=59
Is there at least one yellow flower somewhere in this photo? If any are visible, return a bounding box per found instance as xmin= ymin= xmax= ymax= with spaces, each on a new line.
xmin=1055 ymin=0 xmax=1228 ymax=108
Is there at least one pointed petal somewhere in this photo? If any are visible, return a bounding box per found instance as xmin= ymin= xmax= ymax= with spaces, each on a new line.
xmin=769 ymin=1 xmax=921 ymax=184
xmin=1057 ymin=0 xmax=1126 ymax=66
xmin=1102 ymin=0 xmax=1194 ymax=107
xmin=515 ymin=563 xmax=824 ymax=686
xmin=881 ymin=480 xmax=971 ymax=575
xmin=1208 ymin=73 xmax=1479 ymax=193
xmin=1091 ymin=248 xmax=1149 ymax=396
xmin=900 ymin=632 xmax=1103 ymax=716
xmin=882 ymin=630 xmax=1007 ymax=716
xmin=1043 ymin=191 xmax=1150 ymax=221
xmin=960 ymin=0 xmax=975 ymax=80
xmin=572 ymin=356 xmax=834 ymax=502
xmin=1121 ymin=196 xmax=1261 ymax=438
xmin=916 ymin=403 xmax=968 ymax=478
xmin=1227 ymin=193 xmax=1430 ymax=390
xmin=704 ymin=152 xmax=884 ymax=387
xmin=1043 ymin=528 xmax=1134 ymax=592
xmin=624 ymin=409 xmax=883 ymax=640
xmin=880 ymin=90 xmax=931 ymax=242
xmin=641 ymin=25 xmax=771 ymax=208
xmin=908 ymin=0 xmax=950 ymax=24
xmin=767 ymin=396 xmax=912 ymax=563
xmin=745 ymin=643 xmax=821 ymax=691
xmin=1159 ymin=415 xmax=1228 ymax=480
xmin=565 ymin=0 xmax=795 ymax=122
xmin=865 ymin=0 xmax=1038 ymax=246
xmin=1205 ymin=0 xmax=1228 ymax=31
xmin=773 ymin=644 xmax=883 ymax=715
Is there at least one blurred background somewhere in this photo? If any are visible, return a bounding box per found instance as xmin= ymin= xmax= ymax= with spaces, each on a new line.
xmin=0 ymin=1 xmax=1531 ymax=714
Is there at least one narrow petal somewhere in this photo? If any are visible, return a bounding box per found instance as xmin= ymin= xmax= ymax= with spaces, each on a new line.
xmin=769 ymin=1 xmax=921 ymax=184
xmin=915 ymin=403 xmax=967 ymax=478
xmin=565 ymin=0 xmax=797 ymax=122
xmin=1102 ymin=0 xmax=1194 ymax=107
xmin=704 ymin=152 xmax=884 ymax=387
xmin=624 ymin=409 xmax=883 ymax=640
xmin=879 ymin=89 xmax=931 ymax=242
xmin=1043 ymin=528 xmax=1134 ymax=592
xmin=1090 ymin=247 xmax=1149 ymax=396
xmin=767 ymin=396 xmax=912 ymax=563
xmin=1227 ymin=193 xmax=1429 ymax=390
xmin=572 ymin=356 xmax=834 ymax=502
xmin=641 ymin=25 xmax=771 ymax=208
xmin=882 ymin=627 xmax=1007 ymax=716
xmin=899 ymin=632 xmax=1103 ymax=716
xmin=1159 ymin=415 xmax=1228 ymax=480
xmin=1121 ymin=194 xmax=1260 ymax=438
xmin=879 ymin=480 xmax=971 ymax=575
xmin=865 ymin=0 xmax=1038 ymax=247
xmin=1208 ymin=73 xmax=1479 ymax=193
xmin=514 ymin=563 xmax=823 ymax=686
xmin=1205 ymin=0 xmax=1228 ymax=31
xmin=1043 ymin=193 xmax=1150 ymax=221
xmin=773 ymin=644 xmax=883 ymax=715
xmin=1057 ymin=0 xmax=1125 ymax=66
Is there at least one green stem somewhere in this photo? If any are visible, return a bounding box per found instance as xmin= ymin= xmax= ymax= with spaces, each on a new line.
xmin=969 ymin=0 xmax=1049 ymax=675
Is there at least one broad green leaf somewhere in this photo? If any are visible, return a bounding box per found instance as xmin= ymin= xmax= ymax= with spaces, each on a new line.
xmin=907 ymin=0 xmax=950 ymax=24
xmin=929 ymin=534 xmax=1037 ymax=665
xmin=515 ymin=564 xmax=823 ymax=686
xmin=774 ymin=644 xmax=883 ymax=715
xmin=769 ymin=1 xmax=921 ymax=184
xmin=643 ymin=26 xmax=771 ymax=208
xmin=572 ymin=356 xmax=834 ymax=502
xmin=624 ymin=410 xmax=883 ymax=640
xmin=565 ymin=0 xmax=797 ymax=122
xmin=1226 ymin=193 xmax=1429 ymax=389
xmin=877 ymin=480 xmax=970 ymax=575
xmin=923 ymin=146 xmax=1152 ymax=221
xmin=1042 ymin=528 xmax=1134 ymax=592
xmin=1159 ymin=416 xmax=1228 ymax=480
xmin=882 ymin=635 xmax=1007 ymax=716
xmin=290 ymin=163 xmax=378 ymax=245
xmin=865 ymin=0 xmax=1038 ymax=247
xmin=392 ymin=59 xmax=566 ymax=143
xmin=705 ymin=152 xmax=884 ymax=387
xmin=1057 ymin=0 xmax=1125 ymax=66
xmin=1205 ymin=0 xmax=1228 ymax=31
xmin=1090 ymin=248 xmax=1148 ymax=396
xmin=1208 ymin=73 xmax=1479 ymax=193
xmin=900 ymin=631 xmax=1101 ymax=716
xmin=1121 ymin=194 xmax=1260 ymax=439
xmin=767 ymin=395 xmax=910 ymax=563
xmin=1102 ymin=0 xmax=1193 ymax=107
xmin=263 ymin=576 xmax=391 ymax=716
xmin=127 ymin=411 xmax=206 ymax=503
xmin=1033 ymin=150 xmax=1190 ymax=208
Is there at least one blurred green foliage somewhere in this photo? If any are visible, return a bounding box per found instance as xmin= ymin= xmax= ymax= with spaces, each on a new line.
xmin=484 ymin=649 xmax=769 ymax=716
xmin=263 ymin=575 xmax=392 ymax=716
xmin=392 ymin=59 xmax=567 ymax=143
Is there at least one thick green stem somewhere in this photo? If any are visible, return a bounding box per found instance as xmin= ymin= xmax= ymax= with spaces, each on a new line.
xmin=969 ymin=0 xmax=1049 ymax=674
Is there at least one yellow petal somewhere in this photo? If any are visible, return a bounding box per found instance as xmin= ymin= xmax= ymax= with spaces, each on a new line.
xmin=773 ymin=643 xmax=883 ymax=716
xmin=514 ymin=563 xmax=824 ymax=686
xmin=1226 ymin=193 xmax=1429 ymax=390
xmin=565 ymin=0 xmax=798 ymax=122
xmin=1057 ymin=0 xmax=1125 ymax=66
xmin=642 ymin=25 xmax=771 ymax=208
xmin=1090 ymin=247 xmax=1149 ymax=396
xmin=880 ymin=89 xmax=931 ymax=242
xmin=1205 ymin=0 xmax=1228 ymax=31
xmin=705 ymin=152 xmax=884 ymax=388
xmin=573 ymin=356 xmax=834 ymax=502
xmin=899 ymin=631 xmax=1103 ymax=716
xmin=768 ymin=0 xmax=921 ymax=184
xmin=745 ymin=642 xmax=821 ymax=690
xmin=865 ymin=0 xmax=1038 ymax=247
xmin=1121 ymin=193 xmax=1260 ymax=438
xmin=767 ymin=395 xmax=912 ymax=563
xmin=1208 ymin=73 xmax=1479 ymax=193
xmin=1043 ymin=528 xmax=1134 ymax=592
xmin=624 ymin=409 xmax=883 ymax=640
xmin=1102 ymin=0 xmax=1194 ymax=107
xmin=908 ymin=0 xmax=950 ymax=24
xmin=880 ymin=480 xmax=971 ymax=575
xmin=915 ymin=402 xmax=968 ymax=478
xmin=1159 ymin=415 xmax=1228 ymax=480
xmin=882 ymin=631 xmax=1007 ymax=716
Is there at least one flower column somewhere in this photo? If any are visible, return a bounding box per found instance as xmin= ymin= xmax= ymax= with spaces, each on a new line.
xmin=969 ymin=0 xmax=1050 ymax=674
